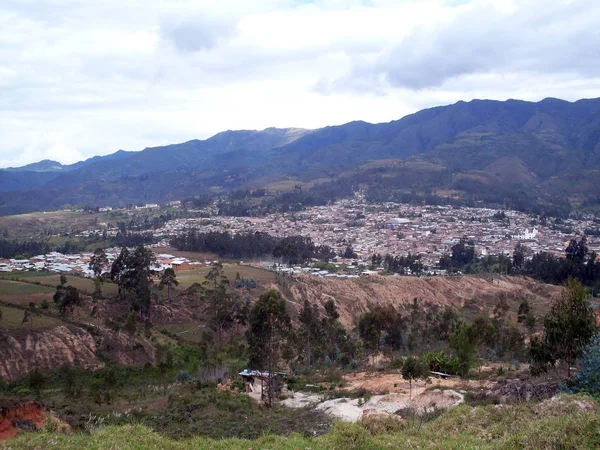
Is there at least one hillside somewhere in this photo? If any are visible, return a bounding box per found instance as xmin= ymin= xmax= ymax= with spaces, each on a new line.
xmin=0 ymin=97 xmax=599 ymax=214
xmin=276 ymin=274 xmax=563 ymax=328
xmin=0 ymin=269 xmax=561 ymax=382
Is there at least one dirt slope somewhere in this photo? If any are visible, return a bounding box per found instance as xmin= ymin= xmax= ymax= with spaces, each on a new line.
xmin=276 ymin=274 xmax=562 ymax=326
xmin=0 ymin=325 xmax=156 ymax=383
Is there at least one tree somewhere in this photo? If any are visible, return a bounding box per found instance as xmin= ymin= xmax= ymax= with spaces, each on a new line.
xmin=54 ymin=283 xmax=81 ymax=319
xmin=402 ymin=356 xmax=427 ymax=399
xmin=517 ymin=299 xmax=536 ymax=336
xmin=110 ymin=247 xmax=130 ymax=298
xmin=531 ymin=277 xmax=597 ymax=377
xmin=298 ymin=299 xmax=321 ymax=368
xmin=110 ymin=245 xmax=156 ymax=322
xmin=159 ymin=267 xmax=178 ymax=302
xmin=203 ymin=262 xmax=245 ymax=343
xmin=565 ymin=236 xmax=588 ymax=263
xmin=124 ymin=311 xmax=137 ymax=364
xmin=91 ymin=278 xmax=102 ymax=326
xmin=89 ymin=248 xmax=109 ymax=283
xmin=513 ymin=242 xmax=525 ymax=270
xmin=28 ymin=369 xmax=46 ymax=399
xmin=567 ymin=334 xmax=600 ymax=396
xmin=450 ymin=323 xmax=476 ymax=378
xmin=342 ymin=245 xmax=357 ymax=259
xmin=322 ymin=299 xmax=347 ymax=363
xmin=21 ymin=309 xmax=31 ymax=328
xmin=246 ymin=289 xmax=290 ymax=407
xmin=23 ymin=302 xmax=38 ymax=329
xmin=156 ymin=343 xmax=174 ymax=392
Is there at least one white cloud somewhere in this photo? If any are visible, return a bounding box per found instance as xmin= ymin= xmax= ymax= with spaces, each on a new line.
xmin=0 ymin=0 xmax=598 ymax=167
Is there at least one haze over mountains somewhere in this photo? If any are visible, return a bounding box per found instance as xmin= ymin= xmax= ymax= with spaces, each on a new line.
xmin=1 ymin=97 xmax=599 ymax=216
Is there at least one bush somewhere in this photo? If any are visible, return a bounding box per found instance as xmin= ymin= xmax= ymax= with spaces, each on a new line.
xmin=421 ymin=351 xmax=460 ymax=375
xmin=388 ymin=358 xmax=403 ymax=370
xmin=176 ymin=370 xmax=194 ymax=383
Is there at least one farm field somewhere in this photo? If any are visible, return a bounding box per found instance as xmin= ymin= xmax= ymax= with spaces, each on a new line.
xmin=0 ymin=210 xmax=130 ymax=240
xmin=0 ymin=279 xmax=54 ymax=295
xmin=26 ymin=275 xmax=119 ymax=296
xmin=175 ymin=264 xmax=276 ymax=289
xmin=0 ymin=305 xmax=61 ymax=329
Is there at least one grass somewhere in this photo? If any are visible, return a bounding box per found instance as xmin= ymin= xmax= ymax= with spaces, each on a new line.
xmin=175 ymin=264 xmax=275 ymax=290
xmin=0 ymin=279 xmax=55 ymax=295
xmin=3 ymin=395 xmax=600 ymax=449
xmin=0 ymin=271 xmax=54 ymax=279
xmin=0 ymin=210 xmax=130 ymax=240
xmin=25 ymin=275 xmax=119 ymax=296
xmin=0 ymin=305 xmax=60 ymax=329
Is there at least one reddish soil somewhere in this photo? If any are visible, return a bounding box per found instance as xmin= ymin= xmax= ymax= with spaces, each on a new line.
xmin=0 ymin=402 xmax=70 ymax=441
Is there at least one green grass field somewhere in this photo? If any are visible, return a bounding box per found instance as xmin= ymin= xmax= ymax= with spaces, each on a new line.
xmin=26 ymin=275 xmax=119 ymax=296
xmin=0 ymin=210 xmax=131 ymax=240
xmin=0 ymin=271 xmax=54 ymax=279
xmin=0 ymin=279 xmax=55 ymax=295
xmin=0 ymin=305 xmax=61 ymax=329
xmin=175 ymin=264 xmax=275 ymax=290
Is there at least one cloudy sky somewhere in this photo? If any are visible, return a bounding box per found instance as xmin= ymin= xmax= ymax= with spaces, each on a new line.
xmin=1 ymin=0 xmax=599 ymax=167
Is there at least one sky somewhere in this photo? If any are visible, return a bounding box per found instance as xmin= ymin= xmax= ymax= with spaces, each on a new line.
xmin=1 ymin=0 xmax=599 ymax=168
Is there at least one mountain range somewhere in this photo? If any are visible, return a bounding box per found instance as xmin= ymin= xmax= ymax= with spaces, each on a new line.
xmin=1 ymin=97 xmax=599 ymax=216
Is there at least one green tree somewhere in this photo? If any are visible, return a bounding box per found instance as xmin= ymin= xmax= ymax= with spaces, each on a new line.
xmin=298 ymin=299 xmax=321 ymax=368
xmin=246 ymin=289 xmax=290 ymax=406
xmin=54 ymin=284 xmax=81 ymax=319
xmin=89 ymin=248 xmax=109 ymax=283
xmin=321 ymin=299 xmax=349 ymax=363
xmin=203 ymin=262 xmax=245 ymax=343
xmin=159 ymin=267 xmax=178 ymax=301
xmin=531 ymin=277 xmax=597 ymax=377
xmin=567 ymin=334 xmax=600 ymax=396
xmin=156 ymin=343 xmax=174 ymax=392
xmin=21 ymin=309 xmax=31 ymax=328
xmin=28 ymin=369 xmax=46 ymax=399
xmin=450 ymin=323 xmax=476 ymax=378
xmin=402 ymin=356 xmax=427 ymax=399
xmin=517 ymin=299 xmax=536 ymax=336
xmin=513 ymin=242 xmax=525 ymax=270
xmin=110 ymin=245 xmax=156 ymax=322
xmin=124 ymin=311 xmax=137 ymax=364
xmin=358 ymin=305 xmax=405 ymax=359
xmin=91 ymin=278 xmax=102 ymax=326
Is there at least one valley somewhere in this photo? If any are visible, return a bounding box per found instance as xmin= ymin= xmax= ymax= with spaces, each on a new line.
xmin=1 ymin=99 xmax=600 ymax=449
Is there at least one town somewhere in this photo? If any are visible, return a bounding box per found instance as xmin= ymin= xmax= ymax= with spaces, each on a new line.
xmin=2 ymin=196 xmax=599 ymax=277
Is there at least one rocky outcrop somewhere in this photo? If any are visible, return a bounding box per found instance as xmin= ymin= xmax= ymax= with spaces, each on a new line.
xmin=0 ymin=325 xmax=157 ymax=383
xmin=488 ymin=380 xmax=559 ymax=403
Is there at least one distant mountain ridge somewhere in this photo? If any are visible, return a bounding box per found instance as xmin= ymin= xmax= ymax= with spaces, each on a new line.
xmin=0 ymin=98 xmax=599 ymax=215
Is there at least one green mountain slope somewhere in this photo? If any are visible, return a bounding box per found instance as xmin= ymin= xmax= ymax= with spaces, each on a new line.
xmin=0 ymin=97 xmax=599 ymax=214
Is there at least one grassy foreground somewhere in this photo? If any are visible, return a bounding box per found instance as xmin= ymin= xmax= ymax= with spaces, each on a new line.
xmin=3 ymin=396 xmax=600 ymax=450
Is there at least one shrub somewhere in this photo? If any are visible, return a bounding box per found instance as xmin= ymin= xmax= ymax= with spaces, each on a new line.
xmin=421 ymin=351 xmax=460 ymax=375
xmin=388 ymin=358 xmax=404 ymax=370
xmin=176 ymin=370 xmax=194 ymax=383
